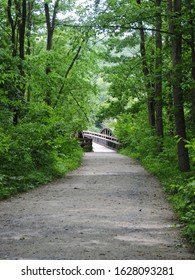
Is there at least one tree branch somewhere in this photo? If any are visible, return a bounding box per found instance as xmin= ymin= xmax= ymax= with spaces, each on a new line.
xmin=52 ymin=0 xmax=60 ymax=31
xmin=19 ymin=0 xmax=26 ymax=60
xmin=44 ymin=3 xmax=51 ymax=33
xmin=7 ymin=0 xmax=14 ymax=29
xmin=45 ymin=0 xmax=60 ymax=50
xmin=58 ymin=44 xmax=82 ymax=96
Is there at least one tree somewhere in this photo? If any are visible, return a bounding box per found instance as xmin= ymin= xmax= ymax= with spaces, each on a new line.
xmin=94 ymin=0 xmax=192 ymax=171
xmin=137 ymin=12 xmax=156 ymax=128
xmin=171 ymin=0 xmax=190 ymax=171
xmin=186 ymin=0 xmax=195 ymax=124
xmin=6 ymin=0 xmax=27 ymax=125
xmin=44 ymin=0 xmax=60 ymax=105
xmin=155 ymin=0 xmax=163 ymax=143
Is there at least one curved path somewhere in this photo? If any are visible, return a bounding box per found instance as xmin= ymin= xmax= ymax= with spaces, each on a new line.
xmin=0 ymin=143 xmax=194 ymax=259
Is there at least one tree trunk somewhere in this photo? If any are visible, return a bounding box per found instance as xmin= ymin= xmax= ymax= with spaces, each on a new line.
xmin=137 ymin=0 xmax=156 ymax=128
xmin=172 ymin=0 xmax=190 ymax=171
xmin=191 ymin=35 xmax=195 ymax=124
xmin=45 ymin=0 xmax=60 ymax=51
xmin=26 ymin=0 xmax=34 ymax=56
xmin=7 ymin=0 xmax=17 ymax=57
xmin=18 ymin=0 xmax=26 ymax=61
xmin=7 ymin=0 xmax=26 ymax=125
xmin=165 ymin=0 xmax=174 ymax=135
xmin=155 ymin=0 xmax=164 ymax=145
xmin=26 ymin=0 xmax=34 ymax=102
xmin=44 ymin=0 xmax=60 ymax=106
xmin=186 ymin=0 xmax=195 ymax=124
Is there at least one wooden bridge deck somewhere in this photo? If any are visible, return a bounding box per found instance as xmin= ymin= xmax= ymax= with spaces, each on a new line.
xmin=82 ymin=130 xmax=121 ymax=151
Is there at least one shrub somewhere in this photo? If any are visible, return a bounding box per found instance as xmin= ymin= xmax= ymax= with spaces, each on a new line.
xmin=0 ymin=103 xmax=83 ymax=200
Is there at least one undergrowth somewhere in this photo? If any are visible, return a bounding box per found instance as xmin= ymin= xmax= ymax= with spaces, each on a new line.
xmin=0 ymin=103 xmax=83 ymax=200
xmin=0 ymin=136 xmax=83 ymax=200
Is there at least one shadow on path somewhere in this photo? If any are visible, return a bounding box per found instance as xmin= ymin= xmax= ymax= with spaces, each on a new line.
xmin=0 ymin=143 xmax=194 ymax=259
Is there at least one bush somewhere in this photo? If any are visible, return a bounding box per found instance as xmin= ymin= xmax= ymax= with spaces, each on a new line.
xmin=115 ymin=112 xmax=159 ymax=159
xmin=0 ymin=103 xmax=83 ymax=200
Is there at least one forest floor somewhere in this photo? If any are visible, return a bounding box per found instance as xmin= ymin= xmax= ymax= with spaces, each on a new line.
xmin=0 ymin=143 xmax=194 ymax=260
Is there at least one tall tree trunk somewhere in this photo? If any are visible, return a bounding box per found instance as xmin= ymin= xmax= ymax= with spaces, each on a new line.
xmin=18 ymin=0 xmax=26 ymax=61
xmin=7 ymin=0 xmax=17 ymax=125
xmin=26 ymin=0 xmax=34 ymax=56
xmin=137 ymin=0 xmax=156 ymax=128
xmin=44 ymin=0 xmax=60 ymax=106
xmin=186 ymin=0 xmax=195 ymax=124
xmin=155 ymin=0 xmax=164 ymax=146
xmin=191 ymin=34 xmax=195 ymax=125
xmin=26 ymin=0 xmax=34 ymax=102
xmin=7 ymin=0 xmax=26 ymax=125
xmin=7 ymin=0 xmax=17 ymax=57
xmin=165 ymin=0 xmax=174 ymax=135
xmin=172 ymin=0 xmax=190 ymax=171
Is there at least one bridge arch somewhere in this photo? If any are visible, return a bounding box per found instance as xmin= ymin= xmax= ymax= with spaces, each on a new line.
xmin=82 ymin=129 xmax=121 ymax=150
xmin=100 ymin=128 xmax=113 ymax=136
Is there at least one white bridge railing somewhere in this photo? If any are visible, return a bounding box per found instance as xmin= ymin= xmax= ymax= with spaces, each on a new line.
xmin=82 ymin=130 xmax=121 ymax=150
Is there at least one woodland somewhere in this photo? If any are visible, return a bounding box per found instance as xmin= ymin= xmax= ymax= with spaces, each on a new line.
xmin=0 ymin=0 xmax=195 ymax=245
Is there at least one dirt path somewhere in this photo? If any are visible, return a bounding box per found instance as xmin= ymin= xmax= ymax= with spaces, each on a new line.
xmin=0 ymin=143 xmax=194 ymax=260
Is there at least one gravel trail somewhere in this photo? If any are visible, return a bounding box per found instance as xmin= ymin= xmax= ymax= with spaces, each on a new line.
xmin=0 ymin=143 xmax=194 ymax=259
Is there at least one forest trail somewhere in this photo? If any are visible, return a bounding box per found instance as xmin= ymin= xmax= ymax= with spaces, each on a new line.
xmin=0 ymin=143 xmax=194 ymax=260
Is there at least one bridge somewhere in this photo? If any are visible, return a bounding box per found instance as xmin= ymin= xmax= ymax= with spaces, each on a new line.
xmin=82 ymin=128 xmax=121 ymax=150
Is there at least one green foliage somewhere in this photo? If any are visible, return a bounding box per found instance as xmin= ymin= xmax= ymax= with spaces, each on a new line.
xmin=91 ymin=0 xmax=195 ymax=246
xmin=115 ymin=110 xmax=159 ymax=159
xmin=0 ymin=0 xmax=100 ymax=200
xmin=166 ymin=177 xmax=195 ymax=245
xmin=0 ymin=102 xmax=83 ymax=200
xmin=0 ymin=0 xmax=195 ymax=247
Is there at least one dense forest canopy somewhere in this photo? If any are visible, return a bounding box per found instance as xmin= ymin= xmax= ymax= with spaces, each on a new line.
xmin=0 ymin=0 xmax=195 ymax=244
